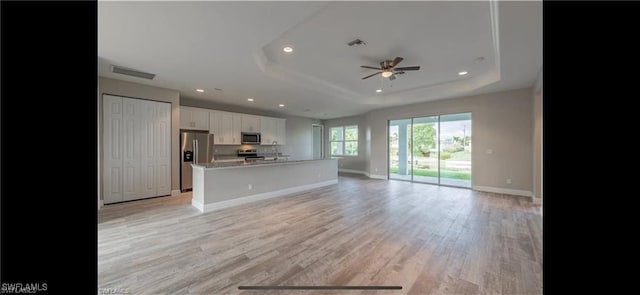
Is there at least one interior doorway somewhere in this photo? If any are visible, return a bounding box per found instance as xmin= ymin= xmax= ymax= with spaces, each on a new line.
xmin=312 ymin=124 xmax=324 ymax=160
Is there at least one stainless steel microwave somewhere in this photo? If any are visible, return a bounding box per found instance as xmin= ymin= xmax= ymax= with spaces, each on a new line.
xmin=241 ymin=132 xmax=261 ymax=144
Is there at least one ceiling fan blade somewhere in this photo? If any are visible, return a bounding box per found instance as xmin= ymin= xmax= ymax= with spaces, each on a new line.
xmin=390 ymin=57 xmax=404 ymax=67
xmin=361 ymin=72 xmax=381 ymax=80
xmin=394 ymin=66 xmax=420 ymax=71
xmin=389 ymin=74 xmax=396 ymax=81
xmin=380 ymin=61 xmax=386 ymax=69
xmin=395 ymin=71 xmax=405 ymax=75
xmin=360 ymin=65 xmax=383 ymax=70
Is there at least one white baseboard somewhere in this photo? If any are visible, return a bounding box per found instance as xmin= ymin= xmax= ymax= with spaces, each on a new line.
xmin=192 ymin=199 xmax=204 ymax=211
xmin=338 ymin=169 xmax=367 ymax=175
xmin=473 ymin=185 xmax=533 ymax=198
xmin=195 ymin=179 xmax=338 ymax=213
xmin=171 ymin=189 xmax=181 ymax=196
xmin=338 ymin=169 xmax=387 ymax=180
xmin=368 ymin=174 xmax=387 ymax=180
xmin=532 ymin=197 xmax=542 ymax=205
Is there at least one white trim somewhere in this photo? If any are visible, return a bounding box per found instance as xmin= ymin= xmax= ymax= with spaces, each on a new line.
xmin=195 ymin=179 xmax=338 ymax=213
xmin=369 ymin=174 xmax=388 ymax=180
xmin=338 ymin=169 xmax=387 ymax=180
xmin=171 ymin=189 xmax=181 ymax=196
xmin=338 ymin=168 xmax=367 ymax=175
xmin=473 ymin=185 xmax=533 ymax=198
xmin=532 ymin=197 xmax=541 ymax=205
xmin=98 ymin=199 xmax=104 ymax=210
xmin=192 ymin=199 xmax=204 ymax=212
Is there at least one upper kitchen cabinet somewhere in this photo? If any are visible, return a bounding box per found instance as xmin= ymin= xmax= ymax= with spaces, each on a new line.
xmin=209 ymin=111 xmax=220 ymax=135
xmin=241 ymin=115 xmax=260 ymax=132
xmin=276 ymin=118 xmax=286 ymax=145
xmin=210 ymin=111 xmax=242 ymax=145
xmin=180 ymin=106 xmax=209 ymax=130
xmin=260 ymin=116 xmax=277 ymax=145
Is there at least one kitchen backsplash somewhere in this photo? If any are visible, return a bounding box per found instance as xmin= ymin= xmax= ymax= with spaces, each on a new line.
xmin=214 ymin=144 xmax=282 ymax=155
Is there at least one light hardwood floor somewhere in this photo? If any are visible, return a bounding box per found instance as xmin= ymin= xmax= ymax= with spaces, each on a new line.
xmin=99 ymin=174 xmax=542 ymax=294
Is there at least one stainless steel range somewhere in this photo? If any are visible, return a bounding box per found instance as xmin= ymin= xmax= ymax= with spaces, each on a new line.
xmin=237 ymin=149 xmax=264 ymax=160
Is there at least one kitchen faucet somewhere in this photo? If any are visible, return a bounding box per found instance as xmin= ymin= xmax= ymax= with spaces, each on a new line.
xmin=272 ymin=141 xmax=278 ymax=159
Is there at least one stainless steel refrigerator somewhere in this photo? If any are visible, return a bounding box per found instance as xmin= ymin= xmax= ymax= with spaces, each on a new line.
xmin=180 ymin=130 xmax=214 ymax=192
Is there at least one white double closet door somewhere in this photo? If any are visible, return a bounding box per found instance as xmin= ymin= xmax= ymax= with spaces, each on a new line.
xmin=103 ymin=95 xmax=171 ymax=204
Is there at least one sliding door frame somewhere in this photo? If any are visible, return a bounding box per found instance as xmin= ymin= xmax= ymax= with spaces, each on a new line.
xmin=387 ymin=112 xmax=472 ymax=188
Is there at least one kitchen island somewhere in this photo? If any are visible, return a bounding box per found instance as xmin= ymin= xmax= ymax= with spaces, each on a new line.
xmin=191 ymin=159 xmax=338 ymax=213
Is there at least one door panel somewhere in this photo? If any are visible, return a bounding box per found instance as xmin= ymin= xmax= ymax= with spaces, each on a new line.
xmin=411 ymin=116 xmax=438 ymax=184
xmin=388 ymin=119 xmax=412 ymax=181
xmin=438 ymin=113 xmax=472 ymax=188
xmin=156 ymin=102 xmax=171 ymax=196
xmin=139 ymin=100 xmax=156 ymax=198
xmin=103 ymin=95 xmax=124 ymax=204
xmin=123 ymin=98 xmax=141 ymax=201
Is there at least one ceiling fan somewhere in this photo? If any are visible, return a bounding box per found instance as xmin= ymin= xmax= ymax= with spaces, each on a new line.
xmin=361 ymin=57 xmax=420 ymax=80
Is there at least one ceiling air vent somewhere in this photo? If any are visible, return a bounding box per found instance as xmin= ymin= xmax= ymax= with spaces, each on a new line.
xmin=111 ymin=65 xmax=156 ymax=80
xmin=347 ymin=39 xmax=366 ymax=47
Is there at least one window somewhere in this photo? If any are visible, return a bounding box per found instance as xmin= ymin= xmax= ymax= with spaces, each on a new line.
xmin=331 ymin=125 xmax=358 ymax=156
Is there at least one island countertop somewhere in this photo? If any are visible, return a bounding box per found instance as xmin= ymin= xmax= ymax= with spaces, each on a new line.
xmin=191 ymin=159 xmax=338 ymax=213
xmin=192 ymin=159 xmax=335 ymax=170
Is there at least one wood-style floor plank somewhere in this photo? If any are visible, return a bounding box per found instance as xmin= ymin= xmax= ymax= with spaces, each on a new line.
xmin=99 ymin=174 xmax=542 ymax=294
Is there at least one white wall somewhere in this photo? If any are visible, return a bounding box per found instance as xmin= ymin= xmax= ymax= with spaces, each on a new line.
xmin=324 ymin=87 xmax=534 ymax=193
xmin=180 ymin=97 xmax=323 ymax=161
xmin=98 ymin=77 xmax=181 ymax=201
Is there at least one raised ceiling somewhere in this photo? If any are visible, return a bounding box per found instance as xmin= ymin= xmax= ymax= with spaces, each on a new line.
xmin=98 ymin=1 xmax=542 ymax=119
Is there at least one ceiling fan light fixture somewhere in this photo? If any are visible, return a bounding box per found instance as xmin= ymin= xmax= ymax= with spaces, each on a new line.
xmin=381 ymin=70 xmax=393 ymax=78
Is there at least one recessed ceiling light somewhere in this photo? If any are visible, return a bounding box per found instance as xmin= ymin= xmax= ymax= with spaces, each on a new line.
xmin=247 ymin=98 xmax=254 ymax=102
xmin=283 ymin=46 xmax=293 ymax=53
xmin=458 ymin=71 xmax=468 ymax=76
xmin=196 ymin=89 xmax=204 ymax=92
xmin=376 ymin=89 xmax=382 ymax=93
xmin=279 ymin=104 xmax=285 ymax=107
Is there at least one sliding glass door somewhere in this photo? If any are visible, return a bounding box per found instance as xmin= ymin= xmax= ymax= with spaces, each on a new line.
xmin=439 ymin=113 xmax=472 ymax=187
xmin=388 ymin=113 xmax=471 ymax=188
xmin=389 ymin=119 xmax=412 ymax=181
xmin=411 ymin=116 xmax=439 ymax=184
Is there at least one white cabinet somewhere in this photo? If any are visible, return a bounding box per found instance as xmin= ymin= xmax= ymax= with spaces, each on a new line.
xmin=241 ymin=115 xmax=260 ymax=132
xmin=260 ymin=116 xmax=277 ymax=145
xmin=276 ymin=118 xmax=286 ymax=145
xmin=210 ymin=111 xmax=243 ymax=145
xmin=232 ymin=114 xmax=242 ymax=144
xmin=180 ymin=106 xmax=209 ymax=130
xmin=103 ymin=95 xmax=171 ymax=204
xmin=209 ymin=111 xmax=220 ymax=136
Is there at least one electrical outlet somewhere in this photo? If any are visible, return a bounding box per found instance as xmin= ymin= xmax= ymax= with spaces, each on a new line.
xmin=248 ymin=184 xmax=253 ymax=190
xmin=506 ymin=178 xmax=512 ymax=184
